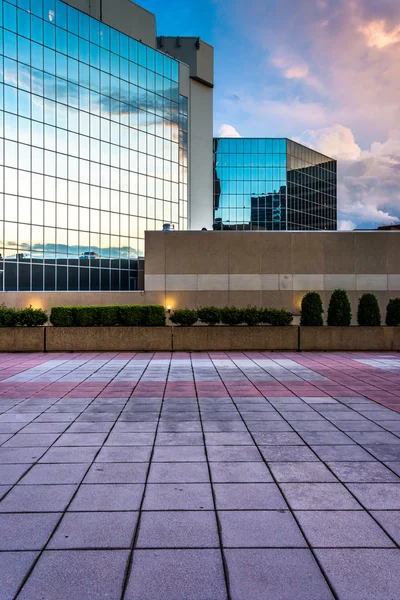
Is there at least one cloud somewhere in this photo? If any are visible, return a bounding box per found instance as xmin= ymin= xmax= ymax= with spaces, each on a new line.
xmin=271 ymin=54 xmax=309 ymax=80
xmin=217 ymin=124 xmax=241 ymax=137
xmin=297 ymin=124 xmax=400 ymax=228
xmin=358 ymin=19 xmax=400 ymax=49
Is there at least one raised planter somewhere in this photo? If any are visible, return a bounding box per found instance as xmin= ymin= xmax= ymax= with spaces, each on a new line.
xmin=46 ymin=326 xmax=171 ymax=352
xmin=172 ymin=326 xmax=299 ymax=351
xmin=300 ymin=326 xmax=400 ymax=351
xmin=0 ymin=328 xmax=45 ymax=352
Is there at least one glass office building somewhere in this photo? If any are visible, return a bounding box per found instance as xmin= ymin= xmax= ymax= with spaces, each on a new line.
xmin=213 ymin=138 xmax=337 ymax=231
xmin=0 ymin=0 xmax=188 ymax=291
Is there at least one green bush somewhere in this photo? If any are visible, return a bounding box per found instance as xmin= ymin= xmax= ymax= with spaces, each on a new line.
xmin=242 ymin=307 xmax=261 ymax=326
xmin=0 ymin=305 xmax=48 ymax=327
xmin=357 ymin=294 xmax=381 ymax=326
xmin=300 ymin=292 xmax=324 ymax=326
xmin=386 ymin=298 xmax=400 ymax=326
xmin=97 ymin=306 xmax=120 ymax=326
xmin=220 ymin=306 xmax=244 ymax=326
xmin=197 ymin=306 xmax=221 ymax=326
xmin=0 ymin=306 xmax=20 ymax=327
xmin=141 ymin=305 xmax=166 ymax=326
xmin=327 ymin=289 xmax=352 ymax=326
xmin=49 ymin=306 xmax=76 ymax=327
xmin=118 ymin=305 xmax=145 ymax=326
xmin=74 ymin=306 xmax=98 ymax=327
xmin=262 ymin=308 xmax=294 ymax=326
xmin=170 ymin=308 xmax=198 ymax=326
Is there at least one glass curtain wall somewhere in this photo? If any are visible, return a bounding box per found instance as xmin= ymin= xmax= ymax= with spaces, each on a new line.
xmin=0 ymin=0 xmax=188 ymax=291
xmin=213 ymin=138 xmax=337 ymax=231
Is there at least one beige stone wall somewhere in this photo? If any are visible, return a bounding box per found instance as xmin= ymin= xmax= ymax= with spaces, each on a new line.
xmin=144 ymin=231 xmax=400 ymax=322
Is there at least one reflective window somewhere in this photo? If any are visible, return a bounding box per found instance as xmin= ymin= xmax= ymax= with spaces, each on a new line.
xmin=0 ymin=0 xmax=188 ymax=290
xmin=213 ymin=138 xmax=337 ymax=231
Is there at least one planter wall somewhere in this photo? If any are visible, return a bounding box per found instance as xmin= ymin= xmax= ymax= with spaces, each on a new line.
xmin=0 ymin=328 xmax=45 ymax=352
xmin=45 ymin=326 xmax=171 ymax=352
xmin=172 ymin=326 xmax=298 ymax=351
xmin=300 ymin=326 xmax=400 ymax=351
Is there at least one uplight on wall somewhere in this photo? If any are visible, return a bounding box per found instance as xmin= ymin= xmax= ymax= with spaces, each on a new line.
xmin=166 ymin=306 xmax=172 ymax=314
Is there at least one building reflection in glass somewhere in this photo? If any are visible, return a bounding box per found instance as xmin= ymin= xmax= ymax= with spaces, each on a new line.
xmin=213 ymin=138 xmax=337 ymax=231
xmin=0 ymin=0 xmax=188 ymax=291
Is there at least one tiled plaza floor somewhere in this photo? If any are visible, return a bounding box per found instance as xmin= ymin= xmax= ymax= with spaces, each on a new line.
xmin=1 ymin=351 xmax=400 ymax=599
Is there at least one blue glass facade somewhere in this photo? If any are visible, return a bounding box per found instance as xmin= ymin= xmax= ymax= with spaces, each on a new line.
xmin=213 ymin=138 xmax=337 ymax=231
xmin=0 ymin=0 xmax=188 ymax=291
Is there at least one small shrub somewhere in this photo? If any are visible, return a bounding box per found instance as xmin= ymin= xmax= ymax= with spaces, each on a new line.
xmin=197 ymin=306 xmax=221 ymax=326
xmin=300 ymin=292 xmax=324 ymax=326
xmin=97 ymin=306 xmax=119 ymax=326
xmin=18 ymin=305 xmax=48 ymax=327
xmin=357 ymin=294 xmax=381 ymax=326
xmin=50 ymin=307 xmax=76 ymax=327
xmin=0 ymin=306 xmax=19 ymax=327
xmin=386 ymin=298 xmax=400 ymax=326
xmin=74 ymin=306 xmax=98 ymax=327
xmin=170 ymin=308 xmax=198 ymax=326
xmin=263 ymin=308 xmax=294 ymax=326
xmin=242 ymin=307 xmax=261 ymax=326
xmin=119 ymin=305 xmax=145 ymax=326
xmin=327 ymin=289 xmax=352 ymax=326
xmin=220 ymin=306 xmax=244 ymax=326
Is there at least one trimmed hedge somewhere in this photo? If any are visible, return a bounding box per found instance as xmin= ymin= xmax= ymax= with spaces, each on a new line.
xmin=169 ymin=309 xmax=198 ymax=326
xmin=357 ymin=294 xmax=381 ymax=326
xmin=242 ymin=307 xmax=261 ymax=326
xmin=300 ymin=292 xmax=324 ymax=326
xmin=197 ymin=306 xmax=221 ymax=326
xmin=220 ymin=306 xmax=244 ymax=326
xmin=327 ymin=289 xmax=352 ymax=326
xmin=263 ymin=308 xmax=293 ymax=326
xmin=49 ymin=305 xmax=166 ymax=327
xmin=386 ymin=298 xmax=400 ymax=326
xmin=0 ymin=305 xmax=48 ymax=327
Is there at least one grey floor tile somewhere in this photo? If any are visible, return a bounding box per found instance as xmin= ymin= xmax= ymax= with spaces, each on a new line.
xmin=54 ymin=433 xmax=108 ymax=446
xmin=152 ymin=446 xmax=206 ymax=462
xmin=18 ymin=550 xmax=129 ymax=600
xmin=347 ymin=431 xmax=400 ymax=445
xmin=295 ymin=510 xmax=394 ymax=548
xmin=0 ymin=484 xmax=77 ymax=513
xmin=39 ymin=447 xmax=98 ymax=463
xmin=0 ymin=551 xmax=39 ymax=600
xmin=371 ymin=511 xmax=400 ymax=544
xmin=385 ymin=462 xmax=400 ymax=476
xmin=326 ymin=462 xmax=399 ymax=483
xmin=280 ymin=483 xmax=361 ymax=510
xmin=48 ymin=511 xmax=138 ymax=549
xmin=269 ymin=462 xmax=338 ymax=482
xmin=0 ymin=512 xmax=61 ymax=550
xmin=136 ymin=511 xmax=219 ymax=548
xmin=347 ymin=483 xmax=400 ymax=509
xmin=67 ymin=422 xmax=115 ymax=433
xmin=364 ymin=444 xmax=400 ymax=462
xmin=214 ymin=483 xmax=287 ymax=510
xmin=125 ymin=549 xmax=227 ymax=600
xmin=311 ymin=445 xmax=374 ymax=462
xmin=315 ymin=549 xmax=400 ymax=600
xmin=0 ymin=463 xmax=31 ymax=484
xmin=84 ymin=462 xmax=148 ymax=484
xmin=252 ymin=432 xmax=305 ymax=445
xmin=207 ymin=446 xmax=262 ymax=462
xmin=210 ymin=462 xmax=272 ymax=483
xmin=21 ymin=423 xmax=70 ymax=434
xmin=143 ymin=483 xmax=214 ymax=510
xmin=148 ymin=462 xmax=210 ymax=483
xmin=157 ymin=421 xmax=202 ymax=433
xmin=290 ymin=421 xmax=339 ymax=432
xmin=155 ymin=433 xmax=204 ymax=446
xmin=0 ymin=448 xmax=45 ymax=464
xmin=19 ymin=463 xmax=89 ymax=485
xmin=225 ymin=549 xmax=334 ymax=600
xmin=299 ymin=432 xmax=354 ymax=445
xmin=3 ymin=433 xmax=60 ymax=448
xmin=204 ymin=432 xmax=254 ymax=445
xmin=69 ymin=484 xmax=144 ymax=511
xmin=105 ymin=433 xmax=155 ymax=446
xmin=219 ymin=510 xmax=307 ymax=548
xmin=259 ymin=446 xmax=319 ymax=462
xmin=202 ymin=421 xmax=247 ymax=432
xmin=246 ymin=420 xmax=293 ymax=432
xmin=95 ymin=446 xmax=152 ymax=462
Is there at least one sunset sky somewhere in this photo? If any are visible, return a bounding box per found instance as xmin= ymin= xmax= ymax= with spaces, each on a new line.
xmin=139 ymin=0 xmax=400 ymax=230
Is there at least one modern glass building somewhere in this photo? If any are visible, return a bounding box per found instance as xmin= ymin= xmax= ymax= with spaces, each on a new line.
xmin=213 ymin=138 xmax=337 ymax=231
xmin=0 ymin=0 xmax=203 ymax=292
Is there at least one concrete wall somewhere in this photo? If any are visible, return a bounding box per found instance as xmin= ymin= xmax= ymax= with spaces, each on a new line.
xmin=63 ymin=0 xmax=157 ymax=48
xmin=144 ymin=231 xmax=400 ymax=322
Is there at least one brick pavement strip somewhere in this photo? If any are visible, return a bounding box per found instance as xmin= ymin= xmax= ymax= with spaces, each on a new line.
xmin=0 ymin=351 xmax=399 ymax=599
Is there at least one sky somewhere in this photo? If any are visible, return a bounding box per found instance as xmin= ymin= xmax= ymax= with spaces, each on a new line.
xmin=138 ymin=0 xmax=400 ymax=230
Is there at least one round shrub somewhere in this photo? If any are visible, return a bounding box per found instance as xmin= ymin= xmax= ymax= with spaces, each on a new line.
xmin=327 ymin=289 xmax=352 ymax=326
xmin=386 ymin=298 xmax=400 ymax=326
xmin=170 ymin=309 xmax=198 ymax=326
xmin=197 ymin=306 xmax=221 ymax=326
xmin=300 ymin=292 xmax=324 ymax=326
xmin=0 ymin=306 xmax=20 ymax=327
xmin=357 ymin=294 xmax=381 ymax=326
xmin=19 ymin=306 xmax=48 ymax=327
xmin=220 ymin=306 xmax=244 ymax=326
xmin=242 ymin=307 xmax=261 ymax=326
